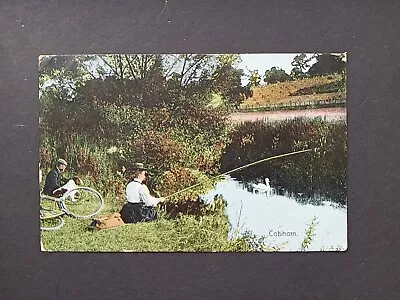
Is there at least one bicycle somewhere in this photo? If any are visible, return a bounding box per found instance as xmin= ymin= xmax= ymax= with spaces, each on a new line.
xmin=40 ymin=187 xmax=104 ymax=231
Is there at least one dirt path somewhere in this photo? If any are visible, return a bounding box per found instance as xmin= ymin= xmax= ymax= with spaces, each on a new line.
xmin=229 ymin=107 xmax=346 ymax=123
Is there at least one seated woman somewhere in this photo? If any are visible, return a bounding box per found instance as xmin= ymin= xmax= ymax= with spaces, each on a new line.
xmin=119 ymin=163 xmax=165 ymax=223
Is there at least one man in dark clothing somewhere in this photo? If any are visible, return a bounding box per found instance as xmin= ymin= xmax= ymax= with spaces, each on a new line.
xmin=43 ymin=159 xmax=68 ymax=196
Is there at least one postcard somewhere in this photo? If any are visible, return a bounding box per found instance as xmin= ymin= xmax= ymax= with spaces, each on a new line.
xmin=39 ymin=53 xmax=347 ymax=252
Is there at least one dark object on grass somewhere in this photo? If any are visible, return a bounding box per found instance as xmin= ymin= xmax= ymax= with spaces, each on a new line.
xmin=119 ymin=202 xmax=157 ymax=223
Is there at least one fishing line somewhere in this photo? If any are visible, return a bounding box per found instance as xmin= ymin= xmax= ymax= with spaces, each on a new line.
xmin=165 ymin=148 xmax=312 ymax=199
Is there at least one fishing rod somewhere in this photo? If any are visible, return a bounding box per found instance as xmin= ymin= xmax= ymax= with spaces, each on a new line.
xmin=165 ymin=148 xmax=312 ymax=199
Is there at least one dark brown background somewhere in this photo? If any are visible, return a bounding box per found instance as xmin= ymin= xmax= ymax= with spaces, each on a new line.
xmin=1 ymin=0 xmax=399 ymax=299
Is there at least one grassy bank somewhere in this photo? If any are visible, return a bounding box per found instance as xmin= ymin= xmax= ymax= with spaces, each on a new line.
xmin=40 ymin=196 xmax=278 ymax=252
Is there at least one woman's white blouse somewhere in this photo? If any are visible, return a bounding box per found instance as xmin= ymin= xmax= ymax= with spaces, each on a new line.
xmin=126 ymin=179 xmax=160 ymax=206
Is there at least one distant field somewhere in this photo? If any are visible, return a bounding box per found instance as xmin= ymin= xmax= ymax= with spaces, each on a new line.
xmin=240 ymin=74 xmax=346 ymax=110
xmin=230 ymin=107 xmax=347 ymax=123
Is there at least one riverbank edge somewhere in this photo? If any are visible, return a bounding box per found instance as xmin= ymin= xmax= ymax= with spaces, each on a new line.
xmin=40 ymin=176 xmax=270 ymax=252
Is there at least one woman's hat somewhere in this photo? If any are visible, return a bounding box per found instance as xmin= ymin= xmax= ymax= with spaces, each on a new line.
xmin=57 ymin=158 xmax=68 ymax=166
xmin=132 ymin=162 xmax=147 ymax=170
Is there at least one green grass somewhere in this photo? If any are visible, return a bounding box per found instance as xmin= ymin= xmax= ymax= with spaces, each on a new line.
xmin=40 ymin=191 xmax=322 ymax=252
xmin=40 ymin=212 xmax=320 ymax=252
xmin=40 ymin=213 xmax=253 ymax=252
xmin=40 ymin=194 xmax=285 ymax=252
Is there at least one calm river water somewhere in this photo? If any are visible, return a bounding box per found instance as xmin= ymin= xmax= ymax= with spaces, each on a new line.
xmin=203 ymin=176 xmax=347 ymax=252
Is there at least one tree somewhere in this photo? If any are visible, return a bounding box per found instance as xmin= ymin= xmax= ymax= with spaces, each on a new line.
xmin=211 ymin=55 xmax=251 ymax=108
xmin=93 ymin=54 xmax=163 ymax=80
xmin=290 ymin=53 xmax=313 ymax=79
xmin=308 ymin=54 xmax=346 ymax=76
xmin=263 ymin=67 xmax=291 ymax=84
xmin=39 ymin=55 xmax=97 ymax=102
xmin=247 ymin=70 xmax=262 ymax=87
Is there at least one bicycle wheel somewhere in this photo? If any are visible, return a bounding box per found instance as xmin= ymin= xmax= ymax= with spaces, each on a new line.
xmin=40 ymin=215 xmax=64 ymax=231
xmin=61 ymin=187 xmax=103 ymax=219
xmin=40 ymin=195 xmax=64 ymax=218
xmin=40 ymin=195 xmax=65 ymax=230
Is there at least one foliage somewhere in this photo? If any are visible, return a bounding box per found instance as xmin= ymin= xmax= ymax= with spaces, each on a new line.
xmin=236 ymin=230 xmax=286 ymax=252
xmin=211 ymin=55 xmax=252 ymax=108
xmin=264 ymin=67 xmax=292 ymax=84
xmin=95 ymin=54 xmax=163 ymax=80
xmin=39 ymin=54 xmax=238 ymax=173
xmin=39 ymin=55 xmax=96 ymax=100
xmin=39 ymin=54 xmax=249 ymax=150
xmin=156 ymin=168 xmax=208 ymax=198
xmin=308 ymin=54 xmax=346 ymax=76
xmin=301 ymin=216 xmax=319 ymax=251
xmin=247 ymin=70 xmax=262 ymax=87
xmin=290 ymin=53 xmax=314 ymax=79
xmin=159 ymin=192 xmax=225 ymax=219
xmin=124 ymin=129 xmax=186 ymax=172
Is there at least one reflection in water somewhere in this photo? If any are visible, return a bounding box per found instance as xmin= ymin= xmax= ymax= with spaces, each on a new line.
xmin=203 ymin=176 xmax=347 ymax=252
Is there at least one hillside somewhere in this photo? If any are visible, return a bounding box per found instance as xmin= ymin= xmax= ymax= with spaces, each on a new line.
xmin=240 ymin=73 xmax=346 ymax=110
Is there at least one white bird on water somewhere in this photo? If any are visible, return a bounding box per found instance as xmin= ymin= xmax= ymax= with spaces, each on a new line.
xmin=252 ymin=178 xmax=272 ymax=195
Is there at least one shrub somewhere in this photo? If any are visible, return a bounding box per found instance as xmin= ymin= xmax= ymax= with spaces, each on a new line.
xmin=123 ymin=129 xmax=186 ymax=173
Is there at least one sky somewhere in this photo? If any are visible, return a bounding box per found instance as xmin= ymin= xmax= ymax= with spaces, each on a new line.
xmin=238 ymin=53 xmax=315 ymax=85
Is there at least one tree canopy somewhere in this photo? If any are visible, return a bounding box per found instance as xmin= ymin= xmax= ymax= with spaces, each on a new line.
xmin=264 ymin=67 xmax=291 ymax=84
xmin=308 ymin=54 xmax=346 ymax=76
xmin=39 ymin=54 xmax=251 ymax=110
xmin=39 ymin=54 xmax=254 ymax=174
xmin=290 ymin=53 xmax=314 ymax=79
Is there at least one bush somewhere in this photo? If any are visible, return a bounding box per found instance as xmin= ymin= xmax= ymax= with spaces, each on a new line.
xmin=123 ymin=129 xmax=186 ymax=173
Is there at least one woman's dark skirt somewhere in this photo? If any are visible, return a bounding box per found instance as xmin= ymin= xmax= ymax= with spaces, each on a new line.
xmin=119 ymin=202 xmax=157 ymax=223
